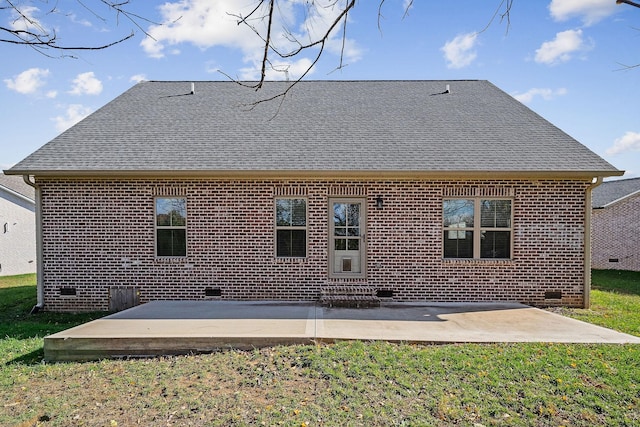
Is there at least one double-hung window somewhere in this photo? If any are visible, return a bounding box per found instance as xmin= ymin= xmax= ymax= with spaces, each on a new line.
xmin=155 ymin=197 xmax=187 ymax=257
xmin=443 ymin=199 xmax=512 ymax=259
xmin=275 ymin=198 xmax=307 ymax=258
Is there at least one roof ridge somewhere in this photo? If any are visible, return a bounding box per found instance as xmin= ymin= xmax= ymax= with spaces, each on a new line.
xmin=142 ymin=79 xmax=484 ymax=83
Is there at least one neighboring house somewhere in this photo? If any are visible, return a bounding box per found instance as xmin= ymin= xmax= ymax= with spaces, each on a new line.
xmin=5 ymin=80 xmax=622 ymax=311
xmin=591 ymin=177 xmax=640 ymax=272
xmin=0 ymin=173 xmax=36 ymax=276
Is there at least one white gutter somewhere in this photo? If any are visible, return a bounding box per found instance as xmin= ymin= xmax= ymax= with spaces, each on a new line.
xmin=584 ymin=176 xmax=603 ymax=309
xmin=22 ymin=175 xmax=44 ymax=313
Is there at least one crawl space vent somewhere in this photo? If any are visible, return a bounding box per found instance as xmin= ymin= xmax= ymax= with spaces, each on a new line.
xmin=59 ymin=287 xmax=77 ymax=296
xmin=205 ymin=288 xmax=222 ymax=297
xmin=544 ymin=291 xmax=562 ymax=300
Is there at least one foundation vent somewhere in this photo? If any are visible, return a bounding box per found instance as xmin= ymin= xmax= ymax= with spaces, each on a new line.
xmin=544 ymin=291 xmax=562 ymax=300
xmin=376 ymin=289 xmax=394 ymax=299
xmin=205 ymin=287 xmax=222 ymax=297
xmin=59 ymin=287 xmax=77 ymax=296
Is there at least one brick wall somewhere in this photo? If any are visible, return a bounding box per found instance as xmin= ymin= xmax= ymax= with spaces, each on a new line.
xmin=591 ymin=194 xmax=640 ymax=272
xmin=37 ymin=178 xmax=590 ymax=311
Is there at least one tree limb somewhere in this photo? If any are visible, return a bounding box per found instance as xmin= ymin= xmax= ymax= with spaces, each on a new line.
xmin=228 ymin=0 xmax=355 ymax=96
xmin=2 ymin=0 xmax=153 ymax=55
xmin=227 ymin=0 xmax=518 ymax=109
xmin=617 ymin=0 xmax=640 ymax=8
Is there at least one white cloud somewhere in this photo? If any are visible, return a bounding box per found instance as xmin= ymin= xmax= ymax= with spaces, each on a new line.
xmin=68 ymin=13 xmax=92 ymax=27
xmin=141 ymin=1 xmax=272 ymax=58
xmin=69 ymin=72 xmax=103 ymax=95
xmin=534 ymin=29 xmax=589 ymax=65
xmin=53 ymin=104 xmax=93 ymax=132
xmin=441 ymin=32 xmax=478 ymax=69
xmin=512 ymin=87 xmax=568 ymax=104
xmin=9 ymin=5 xmax=45 ymax=32
xmin=606 ymin=131 xmax=640 ymax=155
xmin=129 ymin=74 xmax=147 ymax=84
xmin=141 ymin=0 xmax=361 ymax=80
xmin=4 ymin=68 xmax=50 ymax=94
xmin=549 ymin=0 xmax=617 ymax=26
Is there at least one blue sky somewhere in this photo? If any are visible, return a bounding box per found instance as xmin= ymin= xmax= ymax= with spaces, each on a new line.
xmin=2 ymin=0 xmax=639 ymax=178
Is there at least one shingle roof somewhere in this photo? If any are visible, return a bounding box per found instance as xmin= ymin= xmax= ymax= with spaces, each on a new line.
xmin=592 ymin=177 xmax=640 ymax=208
xmin=5 ymin=80 xmax=622 ymax=178
xmin=0 ymin=173 xmax=35 ymax=200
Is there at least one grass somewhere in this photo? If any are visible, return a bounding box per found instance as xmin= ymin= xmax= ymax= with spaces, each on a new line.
xmin=554 ymin=269 xmax=640 ymax=337
xmin=1 ymin=271 xmax=639 ymax=426
xmin=0 ymin=274 xmax=105 ymax=365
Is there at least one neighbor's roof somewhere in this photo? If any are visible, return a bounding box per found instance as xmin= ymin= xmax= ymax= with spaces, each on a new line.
xmin=5 ymin=80 xmax=622 ymax=179
xmin=592 ymin=177 xmax=640 ymax=208
xmin=0 ymin=173 xmax=35 ymax=201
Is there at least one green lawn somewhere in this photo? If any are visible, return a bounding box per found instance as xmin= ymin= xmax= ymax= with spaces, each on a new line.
xmin=555 ymin=269 xmax=640 ymax=337
xmin=1 ymin=272 xmax=638 ymax=426
xmin=0 ymin=274 xmax=105 ymax=365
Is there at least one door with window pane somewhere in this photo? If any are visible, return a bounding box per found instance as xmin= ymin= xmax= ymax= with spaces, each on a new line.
xmin=329 ymin=198 xmax=366 ymax=277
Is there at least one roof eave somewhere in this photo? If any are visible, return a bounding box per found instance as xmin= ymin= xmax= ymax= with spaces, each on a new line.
xmin=4 ymin=169 xmax=625 ymax=180
xmin=601 ymin=188 xmax=640 ymax=208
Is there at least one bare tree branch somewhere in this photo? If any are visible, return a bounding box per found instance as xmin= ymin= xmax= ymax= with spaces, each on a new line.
xmin=96 ymin=1 xmax=161 ymax=39
xmin=617 ymin=0 xmax=640 ymax=8
xmin=0 ymin=27 xmax=134 ymax=50
xmin=258 ymin=0 xmax=275 ymax=89
xmin=615 ymin=62 xmax=640 ymax=70
xmin=223 ymin=0 xmax=356 ymax=110
xmin=478 ymin=0 xmax=514 ymax=35
xmin=1 ymin=0 xmax=157 ymax=56
xmin=403 ymin=1 xmax=414 ymax=19
xmin=377 ymin=0 xmax=386 ymax=33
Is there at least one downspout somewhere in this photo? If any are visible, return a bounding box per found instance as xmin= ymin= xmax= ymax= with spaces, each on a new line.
xmin=22 ymin=175 xmax=44 ymax=313
xmin=584 ymin=176 xmax=603 ymax=309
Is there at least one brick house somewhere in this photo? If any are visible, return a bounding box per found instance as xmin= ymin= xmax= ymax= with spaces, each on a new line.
xmin=591 ymin=177 xmax=640 ymax=272
xmin=0 ymin=173 xmax=36 ymax=276
xmin=5 ymin=80 xmax=622 ymax=311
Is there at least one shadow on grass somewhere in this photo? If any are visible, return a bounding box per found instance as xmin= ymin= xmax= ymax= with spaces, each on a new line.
xmin=1 ymin=286 xmax=107 ymax=365
xmin=592 ymin=269 xmax=640 ymax=296
xmin=0 ymin=286 xmax=106 ymax=335
xmin=6 ymin=349 xmax=46 ymax=365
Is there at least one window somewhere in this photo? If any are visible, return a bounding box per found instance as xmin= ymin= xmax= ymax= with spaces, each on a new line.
xmin=155 ymin=197 xmax=187 ymax=257
xmin=443 ymin=199 xmax=512 ymax=259
xmin=275 ymin=198 xmax=307 ymax=257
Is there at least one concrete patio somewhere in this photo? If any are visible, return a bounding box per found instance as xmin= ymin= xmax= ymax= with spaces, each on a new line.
xmin=44 ymin=301 xmax=640 ymax=361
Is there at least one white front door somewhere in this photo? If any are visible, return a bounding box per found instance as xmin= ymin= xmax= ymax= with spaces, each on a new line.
xmin=329 ymin=198 xmax=366 ymax=278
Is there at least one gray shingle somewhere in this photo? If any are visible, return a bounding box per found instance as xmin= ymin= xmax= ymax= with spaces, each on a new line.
xmin=6 ymin=80 xmax=622 ymax=177
xmin=592 ymin=177 xmax=640 ymax=208
xmin=0 ymin=173 xmax=35 ymax=200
